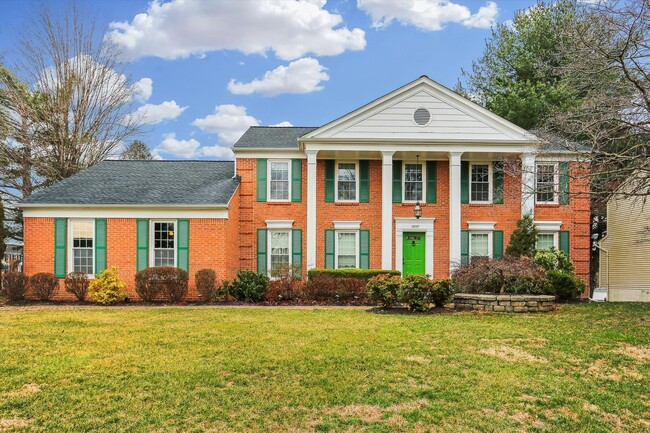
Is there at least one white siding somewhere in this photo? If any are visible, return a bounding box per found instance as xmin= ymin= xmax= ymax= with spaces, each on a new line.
xmin=600 ymin=197 xmax=650 ymax=302
xmin=323 ymin=90 xmax=515 ymax=141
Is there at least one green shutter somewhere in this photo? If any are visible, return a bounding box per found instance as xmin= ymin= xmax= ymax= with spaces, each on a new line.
xmin=256 ymin=158 xmax=267 ymax=202
xmin=461 ymin=161 xmax=469 ymax=204
xmin=460 ymin=229 xmax=469 ymax=267
xmin=359 ymin=229 xmax=370 ymax=269
xmin=54 ymin=218 xmax=67 ymax=277
xmin=177 ymin=219 xmax=189 ymax=271
xmin=359 ymin=160 xmax=370 ymax=203
xmin=559 ymin=161 xmax=570 ymax=205
xmin=559 ymin=231 xmax=570 ymax=257
xmin=136 ymin=219 xmax=149 ymax=271
xmin=292 ymin=229 xmax=302 ymax=277
xmin=392 ymin=160 xmax=402 ymax=203
xmin=325 ymin=229 xmax=335 ymax=269
xmin=94 ymin=219 xmax=107 ymax=274
xmin=493 ymin=161 xmax=503 ymax=204
xmin=257 ymin=229 xmax=268 ymax=274
xmin=426 ymin=161 xmax=437 ymax=203
xmin=325 ymin=160 xmax=335 ymax=203
xmin=493 ymin=230 xmax=504 ymax=259
xmin=291 ymin=159 xmax=302 ymax=202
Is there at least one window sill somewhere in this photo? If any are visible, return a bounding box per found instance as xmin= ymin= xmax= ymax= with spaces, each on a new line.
xmin=334 ymin=202 xmax=360 ymax=206
xmin=266 ymin=201 xmax=293 ymax=206
xmin=467 ymin=202 xmax=493 ymax=207
xmin=535 ymin=203 xmax=561 ymax=207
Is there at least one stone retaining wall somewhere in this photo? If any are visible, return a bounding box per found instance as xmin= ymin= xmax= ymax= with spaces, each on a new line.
xmin=453 ymin=293 xmax=556 ymax=312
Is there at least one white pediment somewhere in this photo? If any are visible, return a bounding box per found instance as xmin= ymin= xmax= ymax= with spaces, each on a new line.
xmin=302 ymin=76 xmax=537 ymax=143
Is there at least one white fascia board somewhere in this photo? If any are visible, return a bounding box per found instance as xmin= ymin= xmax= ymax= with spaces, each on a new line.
xmin=22 ymin=206 xmax=229 ymax=219
xmin=265 ymin=220 xmax=294 ymax=229
xmin=333 ymin=220 xmax=362 ymax=230
xmin=303 ymin=142 xmax=533 ymax=154
xmin=234 ymin=149 xmax=306 ymax=159
xmin=534 ymin=221 xmax=563 ymax=231
xmin=467 ymin=221 xmax=497 ymax=231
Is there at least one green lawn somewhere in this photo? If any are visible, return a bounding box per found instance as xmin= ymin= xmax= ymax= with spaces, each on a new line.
xmin=0 ymin=304 xmax=648 ymax=432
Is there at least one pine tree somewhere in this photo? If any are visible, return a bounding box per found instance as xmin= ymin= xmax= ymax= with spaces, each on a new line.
xmin=506 ymin=215 xmax=538 ymax=258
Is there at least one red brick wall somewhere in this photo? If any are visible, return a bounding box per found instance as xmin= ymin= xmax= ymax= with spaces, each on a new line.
xmin=23 ymin=213 xmax=240 ymax=302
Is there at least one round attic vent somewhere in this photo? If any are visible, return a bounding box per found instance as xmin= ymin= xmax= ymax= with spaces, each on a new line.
xmin=413 ymin=108 xmax=431 ymax=126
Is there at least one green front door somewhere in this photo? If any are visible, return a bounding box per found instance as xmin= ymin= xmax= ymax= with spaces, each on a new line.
xmin=403 ymin=232 xmax=425 ymax=275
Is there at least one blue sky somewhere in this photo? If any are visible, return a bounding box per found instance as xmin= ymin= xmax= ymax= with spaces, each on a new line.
xmin=0 ymin=0 xmax=536 ymax=160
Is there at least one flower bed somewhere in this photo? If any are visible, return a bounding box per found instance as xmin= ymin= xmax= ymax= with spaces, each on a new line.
xmin=453 ymin=293 xmax=555 ymax=312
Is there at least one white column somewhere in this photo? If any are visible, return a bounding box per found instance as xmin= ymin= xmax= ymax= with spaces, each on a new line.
xmin=449 ymin=152 xmax=463 ymax=272
xmin=306 ymin=149 xmax=318 ymax=271
xmin=521 ymin=153 xmax=536 ymax=218
xmin=381 ymin=151 xmax=395 ymax=269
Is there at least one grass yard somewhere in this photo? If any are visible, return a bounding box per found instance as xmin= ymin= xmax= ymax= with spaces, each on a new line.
xmin=0 ymin=304 xmax=648 ymax=432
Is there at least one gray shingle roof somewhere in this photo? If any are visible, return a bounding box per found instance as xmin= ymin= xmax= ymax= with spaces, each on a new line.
xmin=532 ymin=129 xmax=592 ymax=153
xmin=233 ymin=126 xmax=317 ymax=149
xmin=21 ymin=160 xmax=239 ymax=206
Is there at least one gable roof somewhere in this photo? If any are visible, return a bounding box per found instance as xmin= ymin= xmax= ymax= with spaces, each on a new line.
xmin=21 ymin=160 xmax=239 ymax=207
xmin=233 ymin=126 xmax=318 ymax=149
xmin=301 ymin=75 xmax=538 ymax=143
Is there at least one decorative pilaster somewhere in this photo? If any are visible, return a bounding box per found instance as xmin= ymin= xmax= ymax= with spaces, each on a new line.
xmin=381 ymin=151 xmax=395 ymax=270
xmin=449 ymin=152 xmax=463 ymax=272
xmin=521 ymin=153 xmax=536 ymax=217
xmin=306 ymin=149 xmax=318 ymax=271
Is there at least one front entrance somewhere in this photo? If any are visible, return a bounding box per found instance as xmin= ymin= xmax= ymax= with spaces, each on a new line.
xmin=403 ymin=232 xmax=426 ymax=275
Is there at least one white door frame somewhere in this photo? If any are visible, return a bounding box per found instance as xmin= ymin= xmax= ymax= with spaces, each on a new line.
xmin=395 ymin=217 xmax=435 ymax=278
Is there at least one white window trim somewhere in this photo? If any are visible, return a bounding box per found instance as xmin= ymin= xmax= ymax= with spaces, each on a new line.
xmin=534 ymin=221 xmax=563 ymax=232
xmin=267 ymin=229 xmax=292 ymax=276
xmin=333 ymin=220 xmax=362 ymax=230
xmin=150 ymin=219 xmax=177 ymax=268
xmin=467 ymin=221 xmax=496 ymax=231
xmin=469 ymin=162 xmax=493 ymax=204
xmin=469 ymin=231 xmax=493 ymax=259
xmin=335 ymin=161 xmax=360 ymax=203
xmin=535 ymin=162 xmax=559 ymax=204
xmin=334 ymin=230 xmax=360 ymax=269
xmin=265 ymin=220 xmax=294 ymax=230
xmin=402 ymin=161 xmax=426 ymax=203
xmin=68 ymin=218 xmax=95 ymax=277
xmin=536 ymin=232 xmax=559 ymax=250
xmin=267 ymin=159 xmax=291 ymax=203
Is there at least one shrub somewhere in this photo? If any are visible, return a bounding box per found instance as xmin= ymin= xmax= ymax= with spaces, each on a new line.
xmin=307 ymin=269 xmax=400 ymax=279
xmin=398 ymin=274 xmax=435 ymax=312
xmin=266 ymin=265 xmax=303 ymax=304
xmin=226 ymin=270 xmax=269 ymax=302
xmin=546 ymin=270 xmax=586 ymax=301
xmin=452 ymin=256 xmax=547 ymax=295
xmin=367 ymin=274 xmax=401 ymax=308
xmin=196 ymin=269 xmax=218 ymax=303
xmin=2 ymin=272 xmax=27 ymax=302
xmin=88 ymin=267 xmax=128 ymax=305
xmin=535 ymin=248 xmax=574 ymax=273
xmin=135 ymin=267 xmax=188 ymax=303
xmin=29 ymin=272 xmax=59 ymax=301
xmin=305 ymin=269 xmax=399 ymax=305
xmin=506 ymin=215 xmax=539 ymax=258
xmin=430 ymin=278 xmax=455 ymax=307
xmin=65 ymin=272 xmax=89 ymax=301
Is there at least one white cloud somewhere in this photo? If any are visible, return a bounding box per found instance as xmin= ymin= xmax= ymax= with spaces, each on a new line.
xmin=201 ymin=145 xmax=235 ymax=159
xmin=271 ymin=121 xmax=293 ymax=127
xmin=106 ymin=0 xmax=366 ymax=61
xmin=154 ymin=133 xmax=201 ymax=158
xmin=125 ymin=100 xmax=188 ymax=125
xmin=357 ymin=0 xmax=498 ymax=31
xmin=228 ymin=58 xmax=329 ymax=96
xmin=132 ymin=77 xmax=153 ymax=102
xmin=192 ymin=104 xmax=260 ymax=145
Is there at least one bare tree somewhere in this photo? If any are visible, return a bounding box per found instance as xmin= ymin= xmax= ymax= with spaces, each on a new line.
xmin=0 ymin=3 xmax=142 ymax=240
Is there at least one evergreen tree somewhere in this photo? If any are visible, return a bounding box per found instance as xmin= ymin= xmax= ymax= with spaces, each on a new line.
xmin=121 ymin=140 xmax=153 ymax=160
xmin=506 ymin=215 xmax=539 ymax=258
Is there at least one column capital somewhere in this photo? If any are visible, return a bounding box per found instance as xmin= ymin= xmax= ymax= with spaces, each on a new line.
xmin=520 ymin=152 xmax=536 ymax=164
xmin=448 ymin=152 xmax=463 ymax=163
xmin=306 ymin=149 xmax=318 ymax=163
xmin=381 ymin=150 xmax=395 ymax=165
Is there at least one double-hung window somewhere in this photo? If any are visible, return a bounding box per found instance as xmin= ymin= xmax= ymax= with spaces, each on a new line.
xmin=470 ymin=163 xmax=491 ymax=203
xmin=70 ymin=219 xmax=94 ymax=275
xmin=269 ymin=231 xmax=291 ymax=274
xmin=536 ymin=163 xmax=558 ymax=203
xmin=469 ymin=232 xmax=491 ymax=260
xmin=336 ymin=162 xmax=358 ymax=201
xmin=536 ymin=233 xmax=557 ymax=251
xmin=152 ymin=221 xmax=176 ymax=267
xmin=336 ymin=231 xmax=358 ymax=268
xmin=269 ymin=160 xmax=290 ymax=201
xmin=404 ymin=163 xmax=424 ymax=202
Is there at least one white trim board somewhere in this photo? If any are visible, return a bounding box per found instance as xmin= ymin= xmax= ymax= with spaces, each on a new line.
xmin=395 ymin=217 xmax=435 ymax=278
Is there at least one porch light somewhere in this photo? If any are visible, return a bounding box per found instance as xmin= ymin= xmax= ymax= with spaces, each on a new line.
xmin=414 ymin=154 xmax=422 ymax=219
xmin=168 ymin=230 xmax=174 ymax=237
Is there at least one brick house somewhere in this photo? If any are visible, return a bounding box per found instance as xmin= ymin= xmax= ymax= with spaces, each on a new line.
xmin=20 ymin=76 xmax=590 ymax=300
